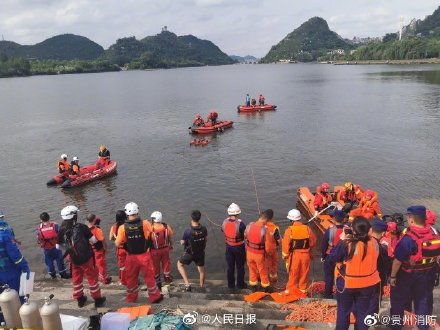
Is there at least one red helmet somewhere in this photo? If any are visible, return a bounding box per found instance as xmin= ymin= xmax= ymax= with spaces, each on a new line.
xmin=426 ymin=209 xmax=437 ymax=226
xmin=364 ymin=190 xmax=375 ymax=199
xmin=321 ymin=182 xmax=330 ymax=190
xmin=387 ymin=221 xmax=397 ymax=232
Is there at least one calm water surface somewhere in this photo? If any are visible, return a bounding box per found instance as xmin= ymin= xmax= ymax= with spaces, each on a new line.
xmin=0 ymin=64 xmax=439 ymax=279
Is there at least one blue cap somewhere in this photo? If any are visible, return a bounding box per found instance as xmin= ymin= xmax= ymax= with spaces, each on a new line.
xmin=406 ymin=205 xmax=426 ymax=218
xmin=372 ymin=218 xmax=388 ymax=232
xmin=332 ymin=210 xmax=347 ymax=222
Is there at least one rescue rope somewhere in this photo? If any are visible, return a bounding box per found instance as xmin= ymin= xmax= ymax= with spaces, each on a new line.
xmin=250 ymin=167 xmax=261 ymax=215
xmin=204 ymin=213 xmax=222 ymax=228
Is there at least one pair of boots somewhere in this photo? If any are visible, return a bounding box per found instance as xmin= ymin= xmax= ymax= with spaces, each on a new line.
xmin=250 ymin=285 xmax=273 ymax=293
xmin=50 ymin=272 xmax=71 ymax=279
xmin=77 ymin=295 xmax=106 ymax=308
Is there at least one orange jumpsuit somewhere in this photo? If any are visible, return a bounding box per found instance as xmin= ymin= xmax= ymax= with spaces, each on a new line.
xmin=110 ymin=224 xmax=127 ymax=285
xmin=89 ymin=225 xmax=110 ymax=284
xmin=282 ymin=222 xmax=316 ymax=293
xmin=349 ymin=197 xmax=382 ymax=220
xmin=265 ymin=221 xmax=280 ymax=283
xmin=245 ymin=220 xmax=269 ymax=288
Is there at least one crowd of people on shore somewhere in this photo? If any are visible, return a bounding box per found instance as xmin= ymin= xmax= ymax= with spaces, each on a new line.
xmin=0 ymin=182 xmax=439 ymax=329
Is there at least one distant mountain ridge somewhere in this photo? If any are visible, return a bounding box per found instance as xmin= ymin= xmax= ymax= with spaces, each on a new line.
xmin=260 ymin=17 xmax=351 ymax=63
xmin=402 ymin=6 xmax=440 ymax=37
xmin=0 ymin=34 xmax=104 ymax=60
xmin=230 ymin=55 xmax=258 ymax=63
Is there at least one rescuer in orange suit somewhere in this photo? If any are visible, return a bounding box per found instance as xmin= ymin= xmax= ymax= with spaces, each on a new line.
xmin=87 ymin=214 xmax=112 ymax=284
xmin=57 ymin=154 xmax=70 ymax=176
xmin=96 ymin=145 xmax=110 ymax=169
xmin=282 ymin=209 xmax=316 ymax=294
xmin=349 ymin=190 xmax=382 ymax=220
xmin=149 ymin=211 xmax=173 ymax=290
xmin=193 ymin=114 xmax=205 ymax=127
xmin=70 ymin=156 xmax=81 ymax=176
xmin=245 ymin=210 xmax=271 ymax=292
xmin=115 ymin=202 xmax=162 ymax=303
xmin=264 ymin=210 xmax=281 ymax=284
xmin=314 ymin=183 xmax=333 ymax=214
xmin=338 ymin=182 xmax=363 ymax=212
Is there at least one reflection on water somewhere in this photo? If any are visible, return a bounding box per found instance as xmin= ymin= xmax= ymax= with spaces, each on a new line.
xmin=0 ymin=64 xmax=439 ymax=279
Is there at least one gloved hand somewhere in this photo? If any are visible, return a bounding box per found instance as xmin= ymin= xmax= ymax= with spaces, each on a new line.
xmin=21 ymin=261 xmax=31 ymax=280
xmin=56 ymin=244 xmax=60 ymax=250
xmin=314 ymin=211 xmax=318 ymax=217
xmin=320 ymin=257 xmax=325 ymax=262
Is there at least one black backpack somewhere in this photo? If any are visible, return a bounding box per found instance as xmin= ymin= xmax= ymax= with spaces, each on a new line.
xmin=65 ymin=224 xmax=94 ymax=265
xmin=189 ymin=225 xmax=207 ymax=254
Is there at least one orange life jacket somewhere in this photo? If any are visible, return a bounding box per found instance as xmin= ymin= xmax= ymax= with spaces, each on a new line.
xmin=222 ymin=218 xmax=244 ymax=246
xmin=245 ymin=222 xmax=266 ymax=254
xmin=151 ymin=223 xmax=171 ymax=249
xmin=37 ymin=222 xmax=58 ymax=249
xmin=57 ymin=160 xmax=70 ymax=174
xmin=326 ymin=225 xmax=344 ymax=254
xmin=265 ymin=222 xmax=279 ymax=252
xmin=380 ymin=232 xmax=399 ymax=258
xmin=70 ymin=163 xmax=80 ymax=175
xmin=335 ymin=239 xmax=380 ymax=289
xmin=401 ymin=225 xmax=440 ymax=272
xmin=314 ymin=192 xmax=332 ymax=209
xmin=288 ymin=223 xmax=311 ymax=251
xmin=90 ymin=226 xmax=104 ymax=251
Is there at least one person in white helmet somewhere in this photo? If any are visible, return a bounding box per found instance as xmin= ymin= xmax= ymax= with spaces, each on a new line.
xmin=58 ymin=205 xmax=106 ymax=308
xmin=149 ymin=211 xmax=173 ymax=289
xmin=221 ymin=203 xmax=247 ymax=292
xmin=69 ymin=156 xmax=81 ymax=176
xmin=115 ymin=202 xmax=163 ymax=303
xmin=281 ymin=209 xmax=316 ymax=295
xmin=57 ymin=154 xmax=70 ymax=175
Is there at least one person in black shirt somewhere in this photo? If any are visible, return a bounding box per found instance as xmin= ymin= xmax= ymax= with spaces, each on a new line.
xmin=177 ymin=210 xmax=208 ymax=292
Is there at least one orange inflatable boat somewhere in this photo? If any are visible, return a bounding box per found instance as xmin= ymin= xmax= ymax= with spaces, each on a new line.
xmin=296 ymin=186 xmax=345 ymax=233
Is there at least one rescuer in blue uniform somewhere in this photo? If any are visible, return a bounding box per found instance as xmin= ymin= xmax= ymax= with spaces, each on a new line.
xmin=0 ymin=210 xmax=31 ymax=321
xmin=390 ymin=205 xmax=440 ymax=330
xmin=321 ymin=210 xmax=347 ymax=298
xmin=221 ymin=203 xmax=247 ymax=291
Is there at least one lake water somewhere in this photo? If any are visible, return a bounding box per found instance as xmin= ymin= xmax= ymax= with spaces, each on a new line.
xmin=0 ymin=64 xmax=439 ymax=280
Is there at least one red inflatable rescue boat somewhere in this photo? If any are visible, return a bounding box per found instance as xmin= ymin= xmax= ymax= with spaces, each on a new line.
xmin=237 ymin=104 xmax=277 ymax=113
xmin=190 ymin=121 xmax=233 ymax=134
xmin=47 ymin=161 xmax=117 ymax=188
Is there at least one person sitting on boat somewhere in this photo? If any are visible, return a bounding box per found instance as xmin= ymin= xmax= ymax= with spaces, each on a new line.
xmin=259 ymin=94 xmax=265 ymax=106
xmin=57 ymin=154 xmax=70 ymax=176
xmin=193 ymin=114 xmax=205 ymax=127
xmin=96 ymin=145 xmax=110 ymax=169
xmin=246 ymin=94 xmax=251 ymax=107
xmin=70 ymin=156 xmax=81 ymax=176
xmin=349 ymin=190 xmax=382 ymax=220
xmin=207 ymin=111 xmax=219 ymax=125
xmin=338 ymin=182 xmax=363 ymax=212
xmin=314 ymin=182 xmax=333 ymax=215
xmin=251 ymin=98 xmax=257 ymax=106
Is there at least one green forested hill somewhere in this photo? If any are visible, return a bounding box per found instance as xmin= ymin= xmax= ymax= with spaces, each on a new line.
xmin=105 ymin=30 xmax=235 ymax=68
xmin=0 ymin=34 xmax=104 ymax=60
xmin=260 ymin=17 xmax=351 ymax=62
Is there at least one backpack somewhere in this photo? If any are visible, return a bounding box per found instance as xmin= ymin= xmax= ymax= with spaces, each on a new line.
xmin=64 ymin=224 xmax=93 ymax=265
xmin=189 ymin=225 xmax=207 ymax=254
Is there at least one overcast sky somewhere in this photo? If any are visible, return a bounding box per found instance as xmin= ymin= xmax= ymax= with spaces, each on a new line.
xmin=0 ymin=0 xmax=439 ymax=57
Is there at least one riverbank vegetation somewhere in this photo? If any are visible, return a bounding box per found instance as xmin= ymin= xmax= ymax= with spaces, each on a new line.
xmin=346 ymin=37 xmax=440 ymax=61
xmin=0 ymin=54 xmax=120 ymax=78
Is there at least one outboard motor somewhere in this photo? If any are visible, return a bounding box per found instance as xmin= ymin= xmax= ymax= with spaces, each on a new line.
xmin=0 ymin=285 xmax=22 ymax=328
xmin=40 ymin=294 xmax=62 ymax=330
xmin=19 ymin=294 xmax=43 ymax=329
